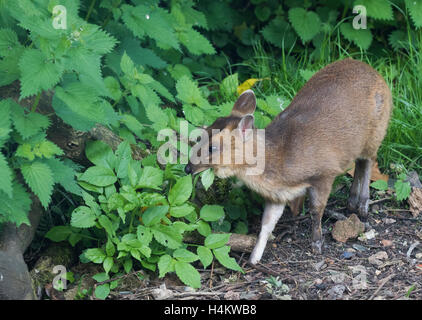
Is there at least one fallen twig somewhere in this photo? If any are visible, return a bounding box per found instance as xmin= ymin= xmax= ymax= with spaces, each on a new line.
xmin=369 ymin=273 xmax=396 ymax=300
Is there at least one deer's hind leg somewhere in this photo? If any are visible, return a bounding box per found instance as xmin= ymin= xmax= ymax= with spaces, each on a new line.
xmin=347 ymin=158 xmax=372 ymax=218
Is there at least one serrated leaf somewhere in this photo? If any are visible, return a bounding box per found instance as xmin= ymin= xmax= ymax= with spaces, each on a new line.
xmin=340 ymin=23 xmax=373 ymax=50
xmin=174 ymin=261 xmax=201 ymax=289
xmin=71 ymin=206 xmax=97 ymax=228
xmin=173 ymin=248 xmax=199 ymax=263
xmin=183 ymin=104 xmax=204 ymax=126
xmin=98 ymin=215 xmax=114 ymax=236
xmin=122 ymin=4 xmax=179 ymax=50
xmin=395 ymin=180 xmax=412 ymax=201
xmin=168 ymin=175 xmax=192 ymax=206
xmin=197 ymin=246 xmax=213 ymax=269
xmin=20 ymin=161 xmax=53 ymax=208
xmin=179 ymin=28 xmax=215 ymax=55
xmin=405 ymin=0 xmax=422 ymax=28
xmin=10 ymin=101 xmax=50 ymax=139
xmin=176 ymin=76 xmax=209 ymax=108
xmin=79 ymin=166 xmax=117 ymax=187
xmin=213 ymin=246 xmax=243 ymax=272
xmin=197 ymin=220 xmax=211 ymax=237
xmin=0 ymin=181 xmax=31 ymax=226
xmin=354 ymin=0 xmax=393 ymax=20
xmin=0 ymin=28 xmax=21 ymax=57
xmin=288 ymin=8 xmax=321 ymax=43
xmin=370 ymin=180 xmax=388 ymax=191
xmin=103 ymin=257 xmax=114 ymax=274
xmin=261 ymin=17 xmax=297 ymax=49
xmin=0 ymin=153 xmax=12 ymax=198
xmin=45 ymin=158 xmax=82 ymax=195
xmin=0 ymin=99 xmax=11 ymax=147
xmin=19 ymin=49 xmax=63 ymax=98
xmin=200 ymin=205 xmax=225 ymax=222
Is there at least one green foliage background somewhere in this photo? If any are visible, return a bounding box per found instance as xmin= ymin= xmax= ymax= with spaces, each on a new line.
xmin=0 ymin=0 xmax=421 ymax=294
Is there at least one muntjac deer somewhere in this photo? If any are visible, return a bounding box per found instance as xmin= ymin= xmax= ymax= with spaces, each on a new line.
xmin=185 ymin=58 xmax=392 ymax=264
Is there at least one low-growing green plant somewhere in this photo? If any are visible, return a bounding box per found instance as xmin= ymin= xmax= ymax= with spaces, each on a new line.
xmin=370 ymin=173 xmax=412 ymax=201
xmin=46 ymin=140 xmax=243 ymax=298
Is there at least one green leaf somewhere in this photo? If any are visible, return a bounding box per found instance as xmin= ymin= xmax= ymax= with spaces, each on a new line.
xmin=137 ymin=225 xmax=153 ymax=246
xmin=179 ymin=28 xmax=215 ymax=55
xmin=261 ymin=17 xmax=297 ymax=49
xmin=106 ymin=239 xmax=116 ymax=257
xmin=142 ymin=205 xmax=169 ymax=226
xmin=340 ymin=23 xmax=373 ymax=50
xmin=197 ymin=246 xmax=213 ymax=269
xmin=370 ymin=180 xmax=388 ymax=191
xmin=71 ymin=206 xmax=97 ymax=228
xmin=213 ymin=246 xmax=243 ymax=272
xmin=182 ymin=104 xmax=204 ymax=126
xmin=0 ymin=153 xmax=12 ymax=198
xmin=19 ymin=49 xmax=63 ymax=98
xmin=103 ymin=257 xmax=114 ymax=274
xmin=20 ymin=160 xmax=54 ymax=208
xmin=200 ymin=205 xmax=225 ymax=222
xmin=0 ymin=181 xmax=31 ymax=226
xmin=169 ymin=203 xmax=195 ymax=218
xmin=94 ymin=284 xmax=110 ymax=300
xmin=406 ymin=0 xmax=422 ymax=28
xmin=394 ymin=180 xmax=411 ymax=201
xmin=137 ymin=166 xmax=163 ymax=189
xmin=115 ymin=140 xmax=132 ymax=179
xmin=288 ymin=8 xmax=321 ymax=43
xmin=197 ymin=220 xmax=211 ymax=237
xmin=121 ymin=4 xmax=179 ymax=49
xmin=0 ymin=28 xmax=21 ymax=57
xmin=152 ymin=224 xmax=183 ymax=249
xmin=200 ymin=169 xmax=214 ymax=191
xmin=0 ymin=99 xmax=11 ymax=147
xmin=45 ymin=158 xmax=82 ymax=195
xmin=123 ymin=258 xmax=133 ymax=273
xmin=85 ymin=140 xmax=116 ymax=170
xmin=176 ymin=76 xmax=209 ymax=108
xmin=84 ymin=248 xmax=106 ymax=264
xmin=98 ymin=215 xmax=114 ymax=236
xmin=204 ymin=233 xmax=230 ymax=249
xmin=168 ymin=175 xmax=192 ymax=206
xmin=173 ymin=248 xmax=199 ymax=263
xmin=174 ymin=261 xmax=201 ymax=289
xmin=158 ymin=254 xmax=175 ymax=278
xmin=354 ymin=0 xmax=393 ymax=20
xmin=79 ymin=166 xmax=117 ymax=187
xmin=45 ymin=226 xmax=73 ymax=242
xmin=10 ymin=101 xmax=50 ymax=139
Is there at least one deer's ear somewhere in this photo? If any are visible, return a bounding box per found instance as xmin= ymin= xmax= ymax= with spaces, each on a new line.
xmin=236 ymin=114 xmax=255 ymax=141
xmin=231 ymin=90 xmax=256 ymax=117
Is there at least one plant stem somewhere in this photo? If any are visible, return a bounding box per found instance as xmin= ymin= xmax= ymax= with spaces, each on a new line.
xmin=31 ymin=92 xmax=41 ymax=113
xmin=190 ymin=174 xmax=201 ymax=201
xmin=85 ymin=0 xmax=97 ymax=21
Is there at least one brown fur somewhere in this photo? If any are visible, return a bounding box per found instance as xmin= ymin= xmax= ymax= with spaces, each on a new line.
xmin=187 ymin=58 xmax=392 ymax=256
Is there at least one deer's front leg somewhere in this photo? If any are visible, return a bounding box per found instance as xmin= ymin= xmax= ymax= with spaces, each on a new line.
xmin=249 ymin=202 xmax=285 ymax=265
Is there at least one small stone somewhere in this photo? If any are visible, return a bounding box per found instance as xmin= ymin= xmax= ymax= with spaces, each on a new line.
xmin=332 ymin=214 xmax=365 ymax=243
xmin=375 ymin=270 xmax=381 ymax=275
xmin=341 ymin=251 xmax=355 ymax=259
xmin=383 ymin=218 xmax=396 ymax=224
xmin=416 ymin=253 xmax=422 ymax=259
xmin=314 ymin=278 xmax=323 ymax=285
xmin=381 ymin=239 xmax=393 ymax=247
xmin=313 ymin=260 xmax=326 ymax=271
xmin=358 ymin=229 xmax=378 ymax=241
xmin=327 ymin=284 xmax=346 ymax=300
xmin=368 ymin=251 xmax=388 ymax=266
xmin=352 ymin=244 xmax=369 ymax=252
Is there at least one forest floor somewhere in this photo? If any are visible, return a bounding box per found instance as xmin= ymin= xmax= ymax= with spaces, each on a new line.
xmin=113 ymin=195 xmax=422 ymax=301
xmin=26 ymin=188 xmax=422 ymax=300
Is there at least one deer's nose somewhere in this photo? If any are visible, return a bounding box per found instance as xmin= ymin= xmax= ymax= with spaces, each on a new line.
xmin=185 ymin=164 xmax=192 ymax=174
